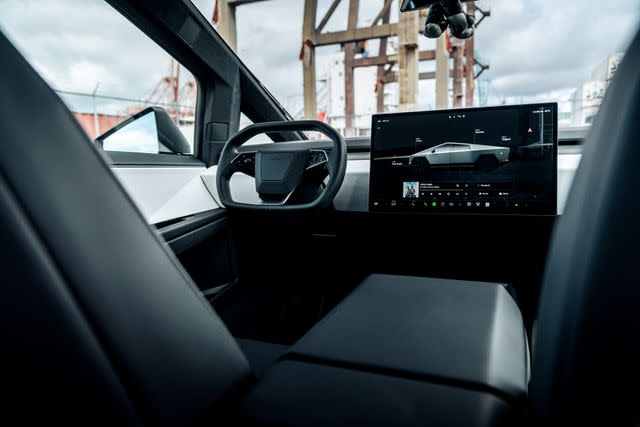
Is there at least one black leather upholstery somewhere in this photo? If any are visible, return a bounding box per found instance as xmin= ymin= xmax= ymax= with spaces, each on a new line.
xmin=238 ymin=360 xmax=520 ymax=427
xmin=237 ymin=339 xmax=288 ymax=377
xmin=286 ymin=275 xmax=528 ymax=403
xmin=0 ymin=32 xmax=250 ymax=426
xmin=530 ymin=31 xmax=640 ymax=426
xmin=0 ymin=177 xmax=140 ymax=426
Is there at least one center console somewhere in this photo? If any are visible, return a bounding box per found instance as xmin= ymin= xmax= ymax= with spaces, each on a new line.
xmin=239 ymin=274 xmax=528 ymax=426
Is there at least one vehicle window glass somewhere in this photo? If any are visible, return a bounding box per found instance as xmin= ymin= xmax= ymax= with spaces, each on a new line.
xmin=195 ymin=0 xmax=639 ymax=133
xmin=434 ymin=144 xmax=451 ymax=152
xmin=240 ymin=113 xmax=273 ymax=145
xmin=239 ymin=113 xmax=324 ymax=144
xmin=0 ymin=0 xmax=198 ymax=154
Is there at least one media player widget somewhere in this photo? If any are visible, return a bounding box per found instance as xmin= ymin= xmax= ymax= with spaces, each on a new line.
xmin=376 ymin=180 xmax=525 ymax=211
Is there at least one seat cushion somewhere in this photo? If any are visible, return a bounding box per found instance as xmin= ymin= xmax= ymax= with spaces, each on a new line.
xmin=237 ymin=360 xmax=521 ymax=427
xmin=237 ymin=339 xmax=288 ymax=377
xmin=285 ymin=274 xmax=528 ymax=403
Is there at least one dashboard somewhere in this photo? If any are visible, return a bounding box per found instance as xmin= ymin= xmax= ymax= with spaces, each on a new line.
xmin=369 ymin=104 xmax=558 ymax=215
xmin=194 ymin=112 xmax=582 ymax=217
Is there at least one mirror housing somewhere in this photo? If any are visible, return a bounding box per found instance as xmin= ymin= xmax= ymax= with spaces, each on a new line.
xmin=95 ymin=107 xmax=191 ymax=154
xmin=401 ymin=0 xmax=475 ymax=12
xmin=400 ymin=0 xmax=444 ymax=12
xmin=402 ymin=0 xmax=476 ymax=40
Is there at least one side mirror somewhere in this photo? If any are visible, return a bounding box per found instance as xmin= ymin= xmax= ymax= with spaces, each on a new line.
xmin=95 ymin=107 xmax=191 ymax=154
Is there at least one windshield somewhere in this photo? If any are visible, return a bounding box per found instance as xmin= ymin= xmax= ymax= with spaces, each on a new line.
xmin=1 ymin=0 xmax=637 ymax=143
xmin=193 ymin=0 xmax=639 ymax=135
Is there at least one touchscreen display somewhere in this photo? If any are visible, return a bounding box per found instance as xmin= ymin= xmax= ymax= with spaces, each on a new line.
xmin=369 ymin=103 xmax=557 ymax=214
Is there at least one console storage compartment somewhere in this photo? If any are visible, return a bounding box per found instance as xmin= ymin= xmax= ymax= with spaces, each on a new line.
xmin=238 ymin=274 xmax=528 ymax=426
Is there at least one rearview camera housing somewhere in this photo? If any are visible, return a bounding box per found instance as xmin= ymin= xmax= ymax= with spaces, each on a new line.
xmin=401 ymin=0 xmax=477 ymax=39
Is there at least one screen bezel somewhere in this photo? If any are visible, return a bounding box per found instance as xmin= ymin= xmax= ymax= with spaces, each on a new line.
xmin=368 ymin=103 xmax=558 ymax=216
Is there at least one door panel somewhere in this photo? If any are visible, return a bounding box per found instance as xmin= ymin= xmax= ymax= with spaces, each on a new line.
xmin=112 ymin=165 xmax=219 ymax=224
xmin=156 ymin=209 xmax=238 ymax=299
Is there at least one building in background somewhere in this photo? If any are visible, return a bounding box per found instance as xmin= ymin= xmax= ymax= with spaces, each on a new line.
xmin=571 ymin=53 xmax=623 ymax=126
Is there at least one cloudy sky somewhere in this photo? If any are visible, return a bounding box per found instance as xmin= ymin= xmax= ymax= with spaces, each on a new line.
xmin=1 ymin=0 xmax=638 ymax=115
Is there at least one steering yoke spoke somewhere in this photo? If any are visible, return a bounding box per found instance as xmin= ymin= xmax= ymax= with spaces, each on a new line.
xmin=216 ymin=121 xmax=346 ymax=211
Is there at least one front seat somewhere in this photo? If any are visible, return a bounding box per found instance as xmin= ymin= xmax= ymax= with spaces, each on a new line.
xmin=0 ymin=33 xmax=251 ymax=426
xmin=530 ymin=30 xmax=640 ymax=426
xmin=2 ymin=25 xmax=640 ymax=427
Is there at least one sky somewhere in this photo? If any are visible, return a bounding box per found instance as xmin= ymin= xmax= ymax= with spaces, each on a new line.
xmin=1 ymin=0 xmax=638 ymax=116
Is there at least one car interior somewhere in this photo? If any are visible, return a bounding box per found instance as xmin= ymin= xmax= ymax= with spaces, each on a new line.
xmin=2 ymin=0 xmax=639 ymax=426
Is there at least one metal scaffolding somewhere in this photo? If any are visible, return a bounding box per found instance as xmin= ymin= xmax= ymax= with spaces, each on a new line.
xmin=213 ymin=0 xmax=489 ymax=131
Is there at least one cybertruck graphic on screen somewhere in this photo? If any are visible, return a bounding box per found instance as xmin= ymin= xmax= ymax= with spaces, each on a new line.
xmin=409 ymin=142 xmax=510 ymax=170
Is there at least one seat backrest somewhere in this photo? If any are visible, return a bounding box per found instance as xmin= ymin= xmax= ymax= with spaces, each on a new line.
xmin=0 ymin=33 xmax=250 ymax=426
xmin=531 ymin=29 xmax=640 ymax=425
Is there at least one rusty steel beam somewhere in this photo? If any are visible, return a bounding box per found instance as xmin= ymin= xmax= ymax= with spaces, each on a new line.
xmin=371 ymin=0 xmax=393 ymax=27
xmin=398 ymin=5 xmax=419 ymax=111
xmin=344 ymin=0 xmax=359 ymax=136
xmin=216 ymin=0 xmax=238 ymax=51
xmin=376 ymin=0 xmax=391 ymax=113
xmin=302 ymin=0 xmax=318 ymax=119
xmin=353 ymin=54 xmax=395 ymax=68
xmin=315 ymin=23 xmax=398 ymax=46
xmin=465 ymin=2 xmax=476 ymax=107
xmin=465 ymin=39 xmax=475 ymax=107
xmin=452 ymin=44 xmax=465 ymax=108
xmin=474 ymin=4 xmax=491 ymax=26
xmin=474 ymin=58 xmax=490 ymax=79
xmin=418 ymin=49 xmax=436 ymax=61
xmin=227 ymin=0 xmax=270 ymax=5
xmin=384 ymin=70 xmax=452 ymax=83
xmin=355 ymin=0 xmax=393 ymax=53
xmin=352 ymin=50 xmax=436 ymax=68
xmin=317 ymin=0 xmax=342 ymax=33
